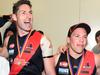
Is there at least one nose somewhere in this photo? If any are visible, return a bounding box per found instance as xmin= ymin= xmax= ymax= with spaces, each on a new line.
xmin=79 ymin=37 xmax=84 ymax=43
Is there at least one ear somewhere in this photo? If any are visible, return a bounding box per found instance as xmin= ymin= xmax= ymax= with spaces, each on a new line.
xmin=67 ymin=37 xmax=70 ymax=44
xmin=11 ymin=14 xmax=17 ymax=21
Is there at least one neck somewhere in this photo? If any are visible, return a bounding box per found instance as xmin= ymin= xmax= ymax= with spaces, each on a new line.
xmin=18 ymin=29 xmax=30 ymax=37
xmin=69 ymin=48 xmax=83 ymax=59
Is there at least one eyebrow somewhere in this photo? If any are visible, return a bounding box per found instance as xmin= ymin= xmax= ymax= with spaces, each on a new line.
xmin=17 ymin=10 xmax=32 ymax=13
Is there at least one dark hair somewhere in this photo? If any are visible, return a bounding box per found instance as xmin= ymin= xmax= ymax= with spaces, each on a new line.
xmin=67 ymin=23 xmax=91 ymax=37
xmin=95 ymin=30 xmax=100 ymax=43
xmin=13 ymin=0 xmax=32 ymax=14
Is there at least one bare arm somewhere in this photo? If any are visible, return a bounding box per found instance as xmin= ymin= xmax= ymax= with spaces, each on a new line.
xmin=40 ymin=35 xmax=56 ymax=75
xmin=95 ymin=54 xmax=100 ymax=75
xmin=0 ymin=21 xmax=12 ymax=42
xmin=43 ymin=57 xmax=56 ymax=75
xmin=0 ymin=36 xmax=10 ymax=58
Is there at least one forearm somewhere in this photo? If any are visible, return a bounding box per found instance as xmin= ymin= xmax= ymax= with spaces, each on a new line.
xmin=96 ymin=68 xmax=100 ymax=75
xmin=0 ymin=21 xmax=12 ymax=41
xmin=43 ymin=57 xmax=56 ymax=75
xmin=95 ymin=54 xmax=100 ymax=75
xmin=40 ymin=35 xmax=56 ymax=75
xmin=0 ymin=47 xmax=9 ymax=58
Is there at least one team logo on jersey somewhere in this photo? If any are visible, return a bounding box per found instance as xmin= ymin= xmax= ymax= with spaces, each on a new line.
xmin=59 ymin=61 xmax=68 ymax=67
xmin=83 ymin=62 xmax=91 ymax=69
xmin=9 ymin=49 xmax=14 ymax=55
xmin=14 ymin=58 xmax=29 ymax=66
xmin=9 ymin=43 xmax=15 ymax=55
xmin=73 ymin=64 xmax=78 ymax=69
xmin=24 ymin=44 xmax=33 ymax=53
xmin=58 ymin=67 xmax=69 ymax=74
xmin=81 ymin=70 xmax=89 ymax=74
xmin=81 ymin=62 xmax=91 ymax=74
xmin=9 ymin=43 xmax=15 ymax=48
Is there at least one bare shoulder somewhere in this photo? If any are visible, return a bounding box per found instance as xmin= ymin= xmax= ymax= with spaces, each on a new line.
xmin=3 ymin=36 xmax=10 ymax=47
xmin=94 ymin=54 xmax=100 ymax=75
xmin=94 ymin=54 xmax=100 ymax=67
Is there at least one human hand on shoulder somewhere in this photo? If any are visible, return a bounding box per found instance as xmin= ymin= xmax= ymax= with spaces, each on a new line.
xmin=56 ymin=43 xmax=68 ymax=55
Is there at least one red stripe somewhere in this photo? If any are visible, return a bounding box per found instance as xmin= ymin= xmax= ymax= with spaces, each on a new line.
xmin=10 ymin=32 xmax=42 ymax=75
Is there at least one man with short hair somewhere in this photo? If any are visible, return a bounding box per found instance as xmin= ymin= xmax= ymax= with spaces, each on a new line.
xmin=3 ymin=0 xmax=56 ymax=75
xmin=92 ymin=30 xmax=100 ymax=54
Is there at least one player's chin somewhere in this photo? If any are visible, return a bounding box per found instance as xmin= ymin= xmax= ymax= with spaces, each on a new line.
xmin=74 ymin=48 xmax=83 ymax=54
xmin=27 ymin=26 xmax=32 ymax=31
xmin=77 ymin=49 xmax=84 ymax=54
xmin=25 ymin=28 xmax=32 ymax=32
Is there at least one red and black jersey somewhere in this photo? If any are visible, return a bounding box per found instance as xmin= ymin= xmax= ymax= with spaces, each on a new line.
xmin=8 ymin=30 xmax=44 ymax=75
xmin=55 ymin=49 xmax=96 ymax=75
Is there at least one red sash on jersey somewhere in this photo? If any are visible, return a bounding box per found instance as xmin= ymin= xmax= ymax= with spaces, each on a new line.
xmin=67 ymin=50 xmax=95 ymax=75
xmin=9 ymin=31 xmax=42 ymax=75
xmin=78 ymin=51 xmax=95 ymax=75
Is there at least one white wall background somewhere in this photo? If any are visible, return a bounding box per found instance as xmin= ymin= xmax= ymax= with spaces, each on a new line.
xmin=0 ymin=0 xmax=100 ymax=53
